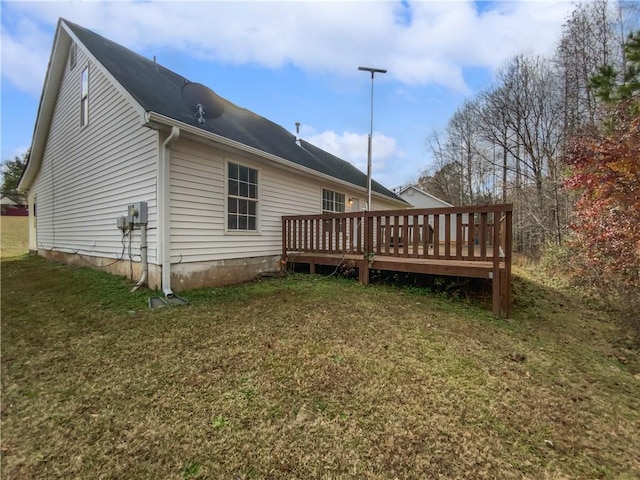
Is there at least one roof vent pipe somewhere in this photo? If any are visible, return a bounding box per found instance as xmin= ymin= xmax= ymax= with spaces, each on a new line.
xmin=196 ymin=104 xmax=206 ymax=124
xmin=295 ymin=122 xmax=301 ymax=147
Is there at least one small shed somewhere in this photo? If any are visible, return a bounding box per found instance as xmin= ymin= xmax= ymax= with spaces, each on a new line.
xmin=1 ymin=197 xmax=28 ymax=216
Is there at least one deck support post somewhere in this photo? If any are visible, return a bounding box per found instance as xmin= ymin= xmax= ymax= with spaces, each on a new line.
xmin=281 ymin=218 xmax=287 ymax=270
xmin=359 ymin=260 xmax=370 ymax=285
xmin=492 ymin=210 xmax=502 ymax=317
xmin=499 ymin=269 xmax=509 ymax=318
xmin=309 ymin=262 xmax=316 ymax=274
xmin=492 ymin=269 xmax=501 ymax=317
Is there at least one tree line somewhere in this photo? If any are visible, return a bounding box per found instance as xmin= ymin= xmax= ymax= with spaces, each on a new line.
xmin=416 ymin=0 xmax=639 ymax=255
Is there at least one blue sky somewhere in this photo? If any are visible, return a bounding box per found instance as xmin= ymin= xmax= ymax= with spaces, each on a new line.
xmin=1 ymin=0 xmax=575 ymax=190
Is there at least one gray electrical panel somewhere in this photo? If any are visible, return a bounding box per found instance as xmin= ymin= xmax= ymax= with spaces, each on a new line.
xmin=127 ymin=201 xmax=148 ymax=226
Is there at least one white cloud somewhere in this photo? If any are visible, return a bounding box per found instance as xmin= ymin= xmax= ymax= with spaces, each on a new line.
xmin=1 ymin=1 xmax=575 ymax=95
xmin=1 ymin=17 xmax=52 ymax=95
xmin=299 ymin=125 xmax=410 ymax=187
xmin=301 ymin=125 xmax=401 ymax=173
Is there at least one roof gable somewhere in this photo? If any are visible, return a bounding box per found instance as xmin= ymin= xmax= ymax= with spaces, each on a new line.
xmin=61 ymin=20 xmax=404 ymax=203
xmin=398 ymin=185 xmax=452 ymax=207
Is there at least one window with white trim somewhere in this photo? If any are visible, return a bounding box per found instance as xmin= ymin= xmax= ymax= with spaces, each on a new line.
xmin=322 ymin=189 xmax=345 ymax=213
xmin=80 ymin=67 xmax=89 ymax=127
xmin=227 ymin=162 xmax=258 ymax=231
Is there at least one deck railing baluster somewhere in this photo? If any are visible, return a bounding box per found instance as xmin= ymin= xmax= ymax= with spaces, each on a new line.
xmin=456 ymin=213 xmax=463 ymax=259
xmin=384 ymin=216 xmax=391 ymax=255
xmin=433 ymin=214 xmax=439 ymax=259
xmin=403 ymin=216 xmax=410 ymax=258
xmin=342 ymin=217 xmax=347 ymax=252
xmin=444 ymin=214 xmax=451 ymax=259
xmin=420 ymin=215 xmax=428 ymax=259
xmin=480 ymin=212 xmax=488 ymax=261
xmin=393 ymin=216 xmax=400 ymax=256
xmin=356 ymin=214 xmax=362 ymax=254
xmin=413 ymin=214 xmax=420 ymax=258
xmin=467 ymin=213 xmax=475 ymax=260
xmin=293 ymin=220 xmax=298 ymax=251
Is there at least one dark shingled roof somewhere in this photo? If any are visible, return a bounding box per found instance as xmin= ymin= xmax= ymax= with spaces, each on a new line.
xmin=64 ymin=20 xmax=404 ymax=202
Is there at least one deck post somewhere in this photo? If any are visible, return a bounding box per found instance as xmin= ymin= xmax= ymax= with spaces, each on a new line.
xmin=504 ymin=211 xmax=513 ymax=318
xmin=492 ymin=211 xmax=501 ymax=317
xmin=499 ymin=269 xmax=509 ymax=317
xmin=492 ymin=270 xmax=501 ymax=316
xmin=281 ymin=217 xmax=287 ymax=271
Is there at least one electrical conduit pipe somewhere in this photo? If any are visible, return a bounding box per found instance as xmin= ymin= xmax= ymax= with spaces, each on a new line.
xmin=131 ymin=223 xmax=148 ymax=292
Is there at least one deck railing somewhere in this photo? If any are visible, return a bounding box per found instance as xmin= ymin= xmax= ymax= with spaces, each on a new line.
xmin=283 ymin=204 xmax=512 ymax=264
xmin=282 ymin=204 xmax=513 ymax=318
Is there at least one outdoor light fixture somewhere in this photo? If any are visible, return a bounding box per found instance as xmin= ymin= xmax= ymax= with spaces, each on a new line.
xmin=358 ymin=66 xmax=387 ymax=210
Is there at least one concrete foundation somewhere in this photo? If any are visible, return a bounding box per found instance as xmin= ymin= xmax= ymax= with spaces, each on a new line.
xmin=39 ymin=249 xmax=162 ymax=288
xmin=171 ymin=255 xmax=281 ymax=290
xmin=37 ymin=249 xmax=281 ymax=292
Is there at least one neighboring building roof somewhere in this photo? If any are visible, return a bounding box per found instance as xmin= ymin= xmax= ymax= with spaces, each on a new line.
xmin=57 ymin=19 xmax=403 ymax=203
xmin=397 ymin=184 xmax=453 ymax=207
xmin=1 ymin=196 xmax=18 ymax=206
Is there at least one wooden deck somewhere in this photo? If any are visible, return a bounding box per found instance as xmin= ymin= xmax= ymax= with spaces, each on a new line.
xmin=282 ymin=204 xmax=513 ymax=317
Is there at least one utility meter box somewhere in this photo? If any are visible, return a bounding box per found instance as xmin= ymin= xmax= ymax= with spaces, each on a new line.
xmin=116 ymin=215 xmax=128 ymax=231
xmin=127 ymin=201 xmax=148 ymax=226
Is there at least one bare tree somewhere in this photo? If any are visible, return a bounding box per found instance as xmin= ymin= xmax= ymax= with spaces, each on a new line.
xmin=415 ymin=0 xmax=636 ymax=254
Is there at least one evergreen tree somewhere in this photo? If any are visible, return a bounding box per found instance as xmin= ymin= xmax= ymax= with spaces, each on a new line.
xmin=1 ymin=150 xmax=30 ymax=204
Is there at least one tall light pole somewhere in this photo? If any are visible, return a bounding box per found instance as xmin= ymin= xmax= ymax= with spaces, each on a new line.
xmin=358 ymin=66 xmax=387 ymax=210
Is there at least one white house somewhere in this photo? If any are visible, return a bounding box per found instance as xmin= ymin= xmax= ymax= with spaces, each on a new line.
xmin=18 ymin=18 xmax=407 ymax=295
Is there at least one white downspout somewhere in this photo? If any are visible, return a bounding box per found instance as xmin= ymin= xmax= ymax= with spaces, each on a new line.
xmin=159 ymin=126 xmax=180 ymax=297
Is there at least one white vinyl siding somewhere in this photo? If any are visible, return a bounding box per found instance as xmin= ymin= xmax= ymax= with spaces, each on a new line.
xmin=371 ymin=195 xmax=406 ymax=211
xmin=31 ymin=46 xmax=159 ymax=263
xmin=169 ymin=138 xmax=396 ymax=263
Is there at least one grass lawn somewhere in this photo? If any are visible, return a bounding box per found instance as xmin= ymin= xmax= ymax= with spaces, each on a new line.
xmin=2 ymin=255 xmax=639 ymax=479
xmin=0 ymin=216 xmax=28 ymax=259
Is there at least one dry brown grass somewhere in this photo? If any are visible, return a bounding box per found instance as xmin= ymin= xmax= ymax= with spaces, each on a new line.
xmin=1 ymin=256 xmax=639 ymax=479
xmin=0 ymin=216 xmax=28 ymax=259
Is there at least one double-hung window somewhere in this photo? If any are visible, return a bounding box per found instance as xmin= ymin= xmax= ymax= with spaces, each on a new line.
xmin=322 ymin=189 xmax=345 ymax=213
xmin=227 ymin=162 xmax=258 ymax=231
xmin=80 ymin=67 xmax=89 ymax=127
